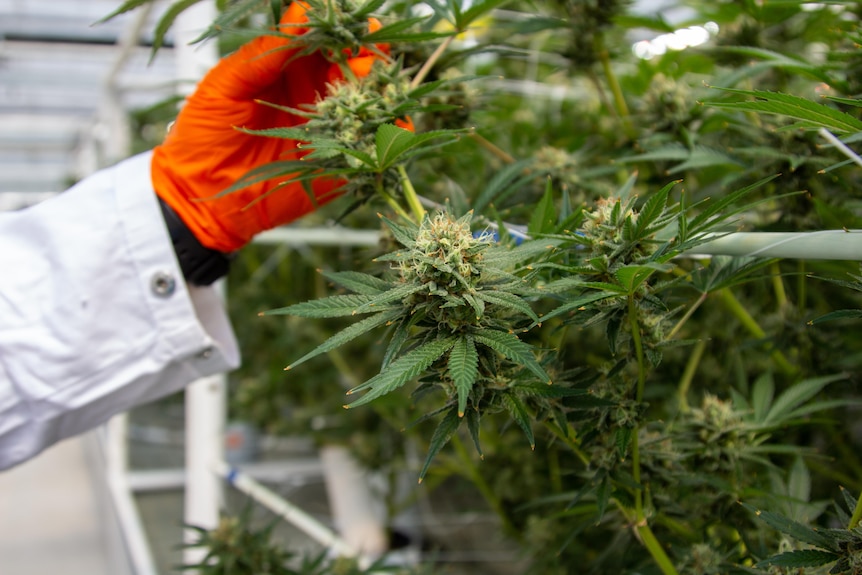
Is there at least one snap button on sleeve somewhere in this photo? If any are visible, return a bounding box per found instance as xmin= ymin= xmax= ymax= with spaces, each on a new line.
xmin=150 ymin=271 xmax=176 ymax=297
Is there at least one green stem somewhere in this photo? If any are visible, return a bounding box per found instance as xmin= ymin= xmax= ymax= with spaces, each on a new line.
xmin=677 ymin=339 xmax=707 ymax=413
xmin=378 ymin=181 xmax=413 ymax=222
xmin=627 ymin=296 xmax=646 ymax=516
xmin=637 ymin=523 xmax=680 ymax=575
xmin=667 ymin=291 xmax=707 ymax=340
xmin=770 ymin=262 xmax=788 ymax=310
xmin=397 ymin=164 xmax=426 ymax=222
xmin=450 ymin=434 xmax=517 ymax=535
xmin=627 ymin=297 xmax=678 ymax=574
xmin=797 ymin=260 xmax=807 ymax=315
xmin=716 ymin=288 xmax=797 ymax=377
xmin=542 ymin=420 xmax=590 ymax=467
xmin=596 ymin=34 xmax=635 ymax=139
xmin=849 ymin=489 xmax=862 ymax=529
xmin=628 ymin=296 xmax=647 ymax=402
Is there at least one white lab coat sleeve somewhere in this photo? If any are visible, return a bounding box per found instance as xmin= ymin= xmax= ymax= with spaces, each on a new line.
xmin=0 ymin=151 xmax=240 ymax=470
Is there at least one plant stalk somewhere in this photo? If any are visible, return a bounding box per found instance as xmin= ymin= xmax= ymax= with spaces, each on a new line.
xmin=770 ymin=262 xmax=788 ymax=309
xmin=596 ymin=35 xmax=635 ymax=139
xmin=637 ymin=522 xmax=680 ymax=575
xmin=667 ymin=291 xmax=707 ymax=340
xmin=677 ymin=338 xmax=707 ymax=413
xmin=849 ymin=489 xmax=862 ymax=529
xmin=716 ymin=288 xmax=797 ymax=377
xmin=411 ymin=34 xmax=454 ymax=89
xmin=397 ymin=164 xmax=426 ymax=222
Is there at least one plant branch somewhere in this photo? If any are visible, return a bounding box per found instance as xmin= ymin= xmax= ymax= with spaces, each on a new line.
xmin=397 ymin=164 xmax=425 ymax=222
xmin=849 ymin=489 xmax=862 ymax=529
xmin=677 ymin=338 xmax=707 ymax=413
xmin=716 ymin=288 xmax=797 ymax=377
xmin=637 ymin=522 xmax=680 ymax=575
xmin=411 ymin=34 xmax=454 ymax=90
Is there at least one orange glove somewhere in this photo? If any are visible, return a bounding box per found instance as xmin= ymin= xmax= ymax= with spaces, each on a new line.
xmin=152 ymin=2 xmax=389 ymax=255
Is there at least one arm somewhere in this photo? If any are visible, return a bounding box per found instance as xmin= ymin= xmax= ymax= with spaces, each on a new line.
xmin=0 ymin=152 xmax=238 ymax=470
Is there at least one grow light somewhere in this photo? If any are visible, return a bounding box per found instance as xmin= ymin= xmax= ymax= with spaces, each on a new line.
xmin=632 ymin=22 xmax=718 ymax=60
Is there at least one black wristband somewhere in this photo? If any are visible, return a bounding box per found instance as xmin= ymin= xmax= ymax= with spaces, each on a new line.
xmin=157 ymin=196 xmax=232 ymax=286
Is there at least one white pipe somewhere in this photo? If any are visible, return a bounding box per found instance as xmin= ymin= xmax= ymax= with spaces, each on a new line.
xmin=319 ymin=445 xmax=389 ymax=560
xmin=213 ymin=460 xmax=373 ymax=567
xmin=254 ymin=227 xmax=382 ymax=247
xmin=687 ymin=230 xmax=862 ymax=261
xmin=100 ymin=416 xmax=159 ymax=575
xmin=184 ymin=371 xmax=226 ymax=564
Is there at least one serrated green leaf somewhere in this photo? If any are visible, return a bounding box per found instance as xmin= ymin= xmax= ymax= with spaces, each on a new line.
xmin=742 ymin=502 xmax=838 ymax=551
xmin=615 ymin=427 xmax=633 ymax=459
xmin=751 ymin=372 xmax=775 ymax=423
xmin=511 ymin=382 xmax=588 ymax=399
xmin=94 ymin=0 xmax=155 ymax=24
xmin=419 ymin=406 xmax=461 ymax=482
xmin=472 ymin=159 xmax=536 ymax=214
xmin=501 ymin=393 xmax=535 ymax=448
xmin=471 ymin=329 xmax=550 ymax=384
xmin=346 ymin=337 xmax=457 ymax=408
xmin=353 ymin=0 xmax=387 ymax=19
xmin=755 ymin=549 xmax=839 ymax=569
xmin=286 ymin=309 xmax=402 ymax=370
xmin=321 ymin=270 xmax=392 ymax=295
xmin=456 ymin=0 xmax=512 ymax=30
xmin=540 ymin=291 xmax=620 ymax=321
xmin=764 ymin=373 xmax=847 ymax=425
xmin=380 ymin=214 xmax=419 ymax=249
xmin=351 ymin=283 xmax=425 ymax=314
xmin=809 ymin=309 xmax=862 ymax=325
xmin=704 ymin=88 xmax=862 ymax=134
xmin=687 ymin=174 xmax=781 ymax=236
xmin=474 ymin=290 xmax=539 ymax=323
xmin=614 ymin=263 xmax=670 ymax=294
xmin=151 ymin=0 xmax=205 ymax=61
xmin=449 ymin=336 xmax=479 ymax=416
xmin=465 ymin=408 xmax=483 ymax=459
xmin=264 ymin=294 xmax=376 ymax=318
xmin=375 ymin=125 xmax=458 ymax=170
xmin=528 ymin=178 xmax=557 ymax=236
xmin=192 ymin=0 xmax=266 ymax=43
xmin=635 ymin=181 xmax=677 ymax=239
xmin=362 ymin=16 xmax=438 ymax=43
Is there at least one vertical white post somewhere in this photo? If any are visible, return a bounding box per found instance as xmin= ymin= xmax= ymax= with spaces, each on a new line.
xmin=173 ymin=2 xmax=224 ymax=567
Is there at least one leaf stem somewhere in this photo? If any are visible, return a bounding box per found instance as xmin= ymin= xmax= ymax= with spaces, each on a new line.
xmin=667 ymin=291 xmax=707 ymax=340
xmin=716 ymin=288 xmax=797 ymax=377
xmin=397 ymin=164 xmax=426 ymax=222
xmin=849 ymin=489 xmax=862 ymax=529
xmin=628 ymin=296 xmax=647 ymax=402
xmin=770 ymin=262 xmax=788 ymax=309
xmin=469 ymin=130 xmax=517 ymax=164
xmin=677 ymin=338 xmax=707 ymax=413
xmin=596 ymin=34 xmax=635 ymax=140
xmin=411 ymin=34 xmax=454 ymax=90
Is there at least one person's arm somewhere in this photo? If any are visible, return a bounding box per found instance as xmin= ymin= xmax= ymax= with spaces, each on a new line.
xmin=0 ymin=152 xmax=238 ymax=470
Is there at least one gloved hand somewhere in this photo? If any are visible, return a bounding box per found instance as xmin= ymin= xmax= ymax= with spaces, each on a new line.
xmin=152 ymin=1 xmax=389 ymax=260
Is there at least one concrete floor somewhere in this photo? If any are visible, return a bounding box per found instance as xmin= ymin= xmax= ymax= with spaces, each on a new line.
xmin=0 ymin=435 xmax=113 ymax=575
